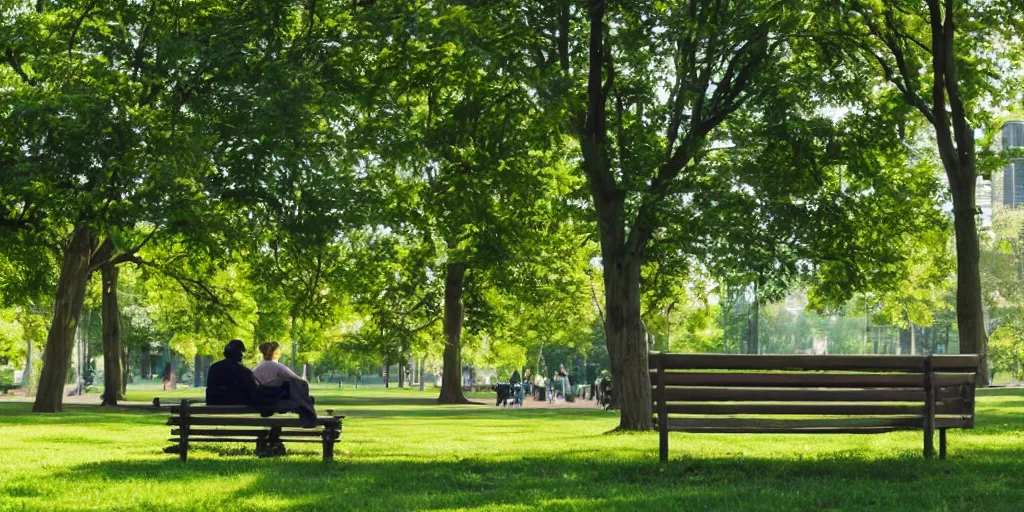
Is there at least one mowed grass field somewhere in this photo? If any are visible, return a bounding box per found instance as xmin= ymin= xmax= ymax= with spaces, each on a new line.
xmin=1 ymin=386 xmax=1023 ymax=511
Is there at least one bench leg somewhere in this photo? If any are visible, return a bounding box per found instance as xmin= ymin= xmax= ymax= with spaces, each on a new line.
xmin=179 ymin=400 xmax=190 ymax=462
xmin=939 ymin=429 xmax=947 ymax=460
xmin=322 ymin=430 xmax=335 ymax=462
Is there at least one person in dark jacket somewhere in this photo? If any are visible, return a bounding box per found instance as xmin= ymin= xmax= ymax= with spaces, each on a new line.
xmin=206 ymin=339 xmax=317 ymax=428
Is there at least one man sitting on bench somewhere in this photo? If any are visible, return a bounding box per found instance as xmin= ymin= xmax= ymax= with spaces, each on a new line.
xmin=206 ymin=339 xmax=318 ymax=428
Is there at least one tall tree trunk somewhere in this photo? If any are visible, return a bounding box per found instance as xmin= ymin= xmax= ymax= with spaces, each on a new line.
xmin=121 ymin=345 xmax=129 ymax=394
xmin=865 ymin=294 xmax=871 ymax=347
xmin=193 ymin=354 xmax=204 ymax=387
xmin=949 ymin=178 xmax=988 ymax=382
xmin=603 ymin=252 xmax=653 ymax=430
xmin=438 ymin=262 xmax=470 ymax=404
xmin=418 ymin=357 xmax=425 ymax=391
xmin=909 ymin=320 xmax=917 ymax=356
xmin=33 ymin=227 xmax=93 ymax=413
xmin=100 ymin=263 xmax=125 ymax=405
xmin=22 ymin=337 xmax=32 ymax=388
xmin=398 ymin=362 xmax=405 ymax=388
xmin=663 ymin=303 xmax=674 ymax=352
xmin=290 ymin=316 xmax=299 ymax=373
xmin=748 ymin=282 xmax=760 ymax=354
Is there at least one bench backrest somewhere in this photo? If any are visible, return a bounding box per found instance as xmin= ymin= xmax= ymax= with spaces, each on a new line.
xmin=648 ymin=353 xmax=978 ymax=433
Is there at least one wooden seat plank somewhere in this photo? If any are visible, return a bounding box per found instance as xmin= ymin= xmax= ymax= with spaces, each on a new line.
xmin=169 ymin=416 xmax=340 ymax=427
xmin=666 ymin=426 xmax=909 ymax=434
xmin=661 ymin=387 xmax=926 ymax=402
xmin=665 ymin=417 xmax=923 ymax=430
xmin=662 ymin=403 xmax=926 ymax=416
xmin=172 ymin=428 xmax=329 ymax=437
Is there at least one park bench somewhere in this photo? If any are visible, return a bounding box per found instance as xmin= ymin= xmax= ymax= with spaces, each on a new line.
xmin=649 ymin=353 xmax=978 ymax=462
xmin=157 ymin=398 xmax=343 ymax=462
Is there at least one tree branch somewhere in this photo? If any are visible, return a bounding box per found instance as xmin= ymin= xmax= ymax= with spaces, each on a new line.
xmin=3 ymin=49 xmax=37 ymax=86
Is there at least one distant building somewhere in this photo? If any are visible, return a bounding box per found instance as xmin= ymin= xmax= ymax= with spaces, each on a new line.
xmin=989 ymin=121 xmax=1024 ymax=212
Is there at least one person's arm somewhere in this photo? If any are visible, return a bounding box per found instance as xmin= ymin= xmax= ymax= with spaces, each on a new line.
xmin=274 ymin=361 xmax=304 ymax=382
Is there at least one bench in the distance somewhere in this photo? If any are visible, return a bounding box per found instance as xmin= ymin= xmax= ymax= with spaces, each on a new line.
xmin=649 ymin=353 xmax=978 ymax=462
xmin=160 ymin=399 xmax=343 ymax=462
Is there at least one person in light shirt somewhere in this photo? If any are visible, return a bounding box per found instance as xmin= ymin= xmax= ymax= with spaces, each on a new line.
xmin=253 ymin=342 xmax=304 ymax=387
xmin=252 ymin=341 xmax=318 ymax=426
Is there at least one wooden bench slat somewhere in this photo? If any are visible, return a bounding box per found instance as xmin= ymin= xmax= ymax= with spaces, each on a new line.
xmin=935 ymin=417 xmax=973 ymax=429
xmin=651 ymin=372 xmax=975 ymax=388
xmin=170 ymin=405 xmax=347 ymax=418
xmin=666 ymin=426 xmax=910 ymax=434
xmin=651 ymin=372 xmax=925 ymax=388
xmin=662 ymin=403 xmax=926 ymax=416
xmin=168 ymin=437 xmax=332 ymax=444
xmin=172 ymin=429 xmax=329 ymax=437
xmin=665 ymin=417 xmax=924 ymax=430
xmin=169 ymin=416 xmax=340 ymax=427
xmin=650 ymin=354 xmax=928 ymax=372
xmin=661 ymin=387 xmax=926 ymax=402
xmin=650 ymin=354 xmax=979 ymax=373
xmin=931 ymin=355 xmax=982 ymax=372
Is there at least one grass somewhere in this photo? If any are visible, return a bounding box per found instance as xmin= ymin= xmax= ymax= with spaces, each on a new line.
xmin=1 ymin=386 xmax=1023 ymax=511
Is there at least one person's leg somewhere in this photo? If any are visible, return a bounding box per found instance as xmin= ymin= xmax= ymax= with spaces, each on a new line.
xmin=282 ymin=380 xmax=318 ymax=428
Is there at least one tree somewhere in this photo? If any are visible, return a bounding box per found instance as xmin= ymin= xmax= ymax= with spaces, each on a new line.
xmin=354 ymin=1 xmax=587 ymax=404
xmin=2 ymin=0 xmax=361 ymax=411
xmin=823 ymin=0 xmax=1024 ymax=383
xmin=520 ymin=0 xmax=849 ymax=429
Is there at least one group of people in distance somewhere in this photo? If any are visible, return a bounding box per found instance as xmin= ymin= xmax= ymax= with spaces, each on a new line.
xmin=206 ymin=339 xmax=319 ymax=428
xmin=516 ymin=364 xmax=582 ymax=403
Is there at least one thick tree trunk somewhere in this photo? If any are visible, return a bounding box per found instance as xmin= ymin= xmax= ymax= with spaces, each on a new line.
xmin=603 ymin=253 xmax=653 ymax=430
xmin=949 ymin=178 xmax=989 ymax=383
xmin=33 ymin=227 xmax=94 ymax=413
xmin=100 ymin=263 xmax=125 ymax=405
xmin=438 ymin=262 xmax=470 ymax=404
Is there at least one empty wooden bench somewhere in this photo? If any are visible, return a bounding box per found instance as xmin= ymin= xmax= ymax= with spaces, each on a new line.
xmin=649 ymin=353 xmax=978 ymax=462
xmin=159 ymin=399 xmax=343 ymax=462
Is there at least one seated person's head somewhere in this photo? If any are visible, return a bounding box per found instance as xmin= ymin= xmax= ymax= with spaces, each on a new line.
xmin=259 ymin=342 xmax=281 ymax=361
xmin=224 ymin=339 xmax=246 ymax=363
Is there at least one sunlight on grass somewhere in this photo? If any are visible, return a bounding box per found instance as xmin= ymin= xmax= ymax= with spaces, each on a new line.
xmin=1 ymin=387 xmax=1023 ymax=511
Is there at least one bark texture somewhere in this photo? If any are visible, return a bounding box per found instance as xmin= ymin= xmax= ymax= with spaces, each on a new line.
xmin=950 ymin=176 xmax=988 ymax=380
xmin=33 ymin=227 xmax=93 ymax=413
xmin=100 ymin=262 xmax=125 ymax=405
xmin=437 ymin=262 xmax=470 ymax=404
xmin=602 ymin=253 xmax=652 ymax=429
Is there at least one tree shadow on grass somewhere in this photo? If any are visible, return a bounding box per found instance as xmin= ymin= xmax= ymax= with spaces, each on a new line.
xmin=43 ymin=445 xmax=1024 ymax=512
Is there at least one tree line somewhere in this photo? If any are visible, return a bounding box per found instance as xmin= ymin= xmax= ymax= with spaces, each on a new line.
xmin=2 ymin=0 xmax=1021 ymax=429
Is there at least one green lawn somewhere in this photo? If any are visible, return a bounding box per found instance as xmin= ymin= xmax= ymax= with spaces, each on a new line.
xmin=1 ymin=386 xmax=1022 ymax=511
